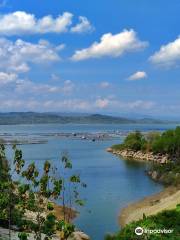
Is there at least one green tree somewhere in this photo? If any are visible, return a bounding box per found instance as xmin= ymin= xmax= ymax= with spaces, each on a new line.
xmin=123 ymin=131 xmax=146 ymax=151
xmin=0 ymin=145 xmax=86 ymax=240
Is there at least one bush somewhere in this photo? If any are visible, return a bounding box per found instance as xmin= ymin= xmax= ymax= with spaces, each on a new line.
xmin=18 ymin=232 xmax=29 ymax=240
xmin=112 ymin=131 xmax=147 ymax=152
xmin=105 ymin=205 xmax=180 ymax=239
xmin=47 ymin=202 xmax=54 ymax=211
xmin=113 ymin=127 xmax=180 ymax=161
xmin=43 ymin=213 xmax=56 ymax=236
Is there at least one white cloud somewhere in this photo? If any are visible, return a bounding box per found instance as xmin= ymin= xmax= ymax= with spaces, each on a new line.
xmin=94 ymin=98 xmax=154 ymax=111
xmin=0 ymin=11 xmax=73 ymax=35
xmin=0 ymin=63 xmax=76 ymax=97
xmin=15 ymin=39 xmax=61 ymax=62
xmin=0 ymin=93 xmax=155 ymax=112
xmin=62 ymin=80 xmax=75 ymax=93
xmin=71 ymin=16 xmax=94 ymax=33
xmin=128 ymin=71 xmax=147 ymax=81
xmin=0 ymin=38 xmax=62 ymax=73
xmin=126 ymin=100 xmax=154 ymax=110
xmin=71 ymin=29 xmax=148 ymax=61
xmin=15 ymin=79 xmax=75 ymax=95
xmin=95 ymin=98 xmax=109 ymax=108
xmin=150 ymin=36 xmax=180 ymax=66
xmin=0 ymin=70 xmax=75 ymax=98
xmin=0 ymin=11 xmax=93 ymax=35
xmin=51 ymin=73 xmax=60 ymax=81
xmin=15 ymin=80 xmax=60 ymax=94
xmin=99 ymin=81 xmax=110 ymax=88
xmin=0 ymin=72 xmax=17 ymax=85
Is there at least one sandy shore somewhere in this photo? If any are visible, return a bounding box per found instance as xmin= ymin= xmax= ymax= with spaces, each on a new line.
xmin=119 ymin=186 xmax=180 ymax=227
xmin=52 ymin=202 xmax=77 ymax=221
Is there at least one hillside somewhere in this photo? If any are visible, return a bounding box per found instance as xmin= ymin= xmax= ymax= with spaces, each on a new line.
xmin=0 ymin=112 xmax=165 ymax=125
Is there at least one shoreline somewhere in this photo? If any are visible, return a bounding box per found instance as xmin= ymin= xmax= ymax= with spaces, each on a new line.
xmin=107 ymin=147 xmax=168 ymax=164
xmin=119 ymin=186 xmax=180 ymax=227
xmin=107 ymin=147 xmax=180 ymax=228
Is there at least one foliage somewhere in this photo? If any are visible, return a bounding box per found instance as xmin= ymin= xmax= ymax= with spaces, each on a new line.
xmin=112 ymin=131 xmax=147 ymax=152
xmin=56 ymin=220 xmax=75 ymax=239
xmin=18 ymin=232 xmax=29 ymax=240
xmin=0 ymin=144 xmax=86 ymax=240
xmin=43 ymin=213 xmax=56 ymax=236
xmin=112 ymin=127 xmax=180 ymax=162
xmin=123 ymin=131 xmax=146 ymax=151
xmin=149 ymin=162 xmax=180 ymax=186
xmin=47 ymin=202 xmax=54 ymax=211
xmin=0 ymin=144 xmax=9 ymax=181
xmin=105 ymin=204 xmax=180 ymax=239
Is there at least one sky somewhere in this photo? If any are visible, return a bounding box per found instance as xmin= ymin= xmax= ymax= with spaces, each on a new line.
xmin=0 ymin=0 xmax=179 ymax=118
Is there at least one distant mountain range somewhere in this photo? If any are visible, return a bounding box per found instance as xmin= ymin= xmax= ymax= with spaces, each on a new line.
xmin=0 ymin=112 xmax=169 ymax=125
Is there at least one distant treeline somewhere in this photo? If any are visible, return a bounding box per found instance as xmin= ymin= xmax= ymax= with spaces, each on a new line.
xmin=0 ymin=112 xmax=164 ymax=125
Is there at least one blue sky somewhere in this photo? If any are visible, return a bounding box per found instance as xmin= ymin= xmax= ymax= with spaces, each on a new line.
xmin=0 ymin=0 xmax=180 ymax=118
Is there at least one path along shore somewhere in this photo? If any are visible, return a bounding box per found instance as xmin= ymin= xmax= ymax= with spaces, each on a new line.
xmin=107 ymin=147 xmax=180 ymax=227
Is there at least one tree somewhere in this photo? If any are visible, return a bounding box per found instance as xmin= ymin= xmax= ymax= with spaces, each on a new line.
xmin=0 ymin=144 xmax=86 ymax=240
xmin=123 ymin=131 xmax=145 ymax=151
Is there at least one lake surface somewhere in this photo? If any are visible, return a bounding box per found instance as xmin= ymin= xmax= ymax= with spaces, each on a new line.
xmin=1 ymin=123 xmax=179 ymax=240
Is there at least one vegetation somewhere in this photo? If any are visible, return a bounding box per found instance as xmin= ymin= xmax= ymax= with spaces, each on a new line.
xmin=112 ymin=127 xmax=180 ymax=186
xmin=0 ymin=144 xmax=86 ymax=240
xmin=105 ymin=204 xmax=180 ymax=239
xmin=112 ymin=131 xmax=147 ymax=152
xmin=112 ymin=127 xmax=180 ymax=162
xmin=149 ymin=162 xmax=180 ymax=186
xmin=0 ymin=112 xmax=164 ymax=125
xmin=107 ymin=128 xmax=180 ymax=239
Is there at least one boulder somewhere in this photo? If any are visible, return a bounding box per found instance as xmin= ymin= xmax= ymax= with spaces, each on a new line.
xmin=70 ymin=231 xmax=90 ymax=240
xmin=151 ymin=171 xmax=159 ymax=180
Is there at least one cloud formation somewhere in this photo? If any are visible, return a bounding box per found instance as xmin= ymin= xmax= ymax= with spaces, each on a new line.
xmin=71 ymin=16 xmax=94 ymax=33
xmin=15 ymin=80 xmax=74 ymax=95
xmin=71 ymin=29 xmax=148 ymax=61
xmin=0 ymin=96 xmax=155 ymax=112
xmin=150 ymin=36 xmax=180 ymax=66
xmin=0 ymin=38 xmax=63 ymax=73
xmin=128 ymin=71 xmax=147 ymax=81
xmin=0 ymin=72 xmax=17 ymax=85
xmin=0 ymin=11 xmax=93 ymax=35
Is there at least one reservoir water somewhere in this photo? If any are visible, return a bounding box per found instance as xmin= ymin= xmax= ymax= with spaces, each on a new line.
xmin=1 ymin=123 xmax=178 ymax=239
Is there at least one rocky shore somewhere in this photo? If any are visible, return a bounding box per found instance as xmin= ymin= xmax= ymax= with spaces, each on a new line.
xmin=0 ymin=227 xmax=90 ymax=240
xmin=107 ymin=148 xmax=169 ymax=164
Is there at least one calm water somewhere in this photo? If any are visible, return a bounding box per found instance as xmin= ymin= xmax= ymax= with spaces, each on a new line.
xmin=1 ymin=123 xmax=179 ymax=240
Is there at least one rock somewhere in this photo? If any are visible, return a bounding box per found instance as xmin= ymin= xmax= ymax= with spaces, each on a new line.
xmin=108 ymin=148 xmax=169 ymax=164
xmin=70 ymin=231 xmax=90 ymax=240
xmin=160 ymin=156 xmax=168 ymax=164
xmin=106 ymin=148 xmax=112 ymax=152
xmin=151 ymin=171 xmax=159 ymax=180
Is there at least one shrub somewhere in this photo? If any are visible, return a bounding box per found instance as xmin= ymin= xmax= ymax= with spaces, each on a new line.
xmin=18 ymin=232 xmax=29 ymax=240
xmin=47 ymin=202 xmax=54 ymax=211
xmin=105 ymin=206 xmax=180 ymax=239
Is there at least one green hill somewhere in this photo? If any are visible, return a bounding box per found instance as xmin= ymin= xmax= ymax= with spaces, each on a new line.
xmin=0 ymin=112 xmax=165 ymax=125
